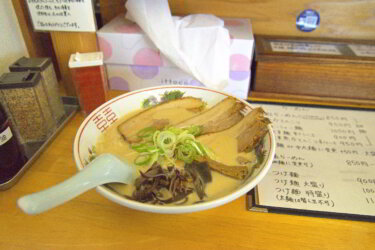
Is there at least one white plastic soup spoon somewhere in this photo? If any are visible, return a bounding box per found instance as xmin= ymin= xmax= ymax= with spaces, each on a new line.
xmin=17 ymin=153 xmax=135 ymax=215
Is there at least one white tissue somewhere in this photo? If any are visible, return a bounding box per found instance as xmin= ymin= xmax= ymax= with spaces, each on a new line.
xmin=125 ymin=0 xmax=230 ymax=90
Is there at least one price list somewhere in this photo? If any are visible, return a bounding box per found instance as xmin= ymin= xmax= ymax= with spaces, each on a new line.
xmin=253 ymin=103 xmax=375 ymax=217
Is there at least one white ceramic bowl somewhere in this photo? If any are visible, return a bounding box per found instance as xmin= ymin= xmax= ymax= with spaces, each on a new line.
xmin=73 ymin=86 xmax=276 ymax=213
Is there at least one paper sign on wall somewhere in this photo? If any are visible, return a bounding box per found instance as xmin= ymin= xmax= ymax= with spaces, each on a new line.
xmin=26 ymin=0 xmax=97 ymax=32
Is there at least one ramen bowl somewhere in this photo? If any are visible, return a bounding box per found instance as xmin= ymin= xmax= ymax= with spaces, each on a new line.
xmin=73 ymin=86 xmax=275 ymax=214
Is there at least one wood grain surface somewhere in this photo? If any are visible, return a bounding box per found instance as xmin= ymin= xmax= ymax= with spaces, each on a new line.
xmin=11 ymin=0 xmax=50 ymax=58
xmin=99 ymin=0 xmax=126 ymax=24
xmin=98 ymin=0 xmax=375 ymax=40
xmin=169 ymin=0 xmax=375 ymax=40
xmin=253 ymin=61 xmax=375 ymax=100
xmin=50 ymin=32 xmax=98 ymax=96
xmin=249 ymin=91 xmax=375 ymax=109
xmin=1 ymin=91 xmax=375 ymax=250
xmin=252 ymin=36 xmax=375 ymax=102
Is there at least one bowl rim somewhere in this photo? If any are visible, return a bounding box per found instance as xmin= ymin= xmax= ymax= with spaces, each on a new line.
xmin=73 ymin=85 xmax=276 ymax=213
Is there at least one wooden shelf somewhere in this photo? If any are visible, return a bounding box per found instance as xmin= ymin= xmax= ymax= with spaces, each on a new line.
xmin=252 ymin=36 xmax=375 ymax=105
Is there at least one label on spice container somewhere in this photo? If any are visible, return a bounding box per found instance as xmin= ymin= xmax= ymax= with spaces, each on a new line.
xmin=0 ymin=127 xmax=12 ymax=146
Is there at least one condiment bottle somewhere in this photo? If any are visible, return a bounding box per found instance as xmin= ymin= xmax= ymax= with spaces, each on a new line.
xmin=0 ymin=71 xmax=56 ymax=143
xmin=9 ymin=57 xmax=65 ymax=123
xmin=68 ymin=52 xmax=108 ymax=116
xmin=0 ymin=103 xmax=26 ymax=184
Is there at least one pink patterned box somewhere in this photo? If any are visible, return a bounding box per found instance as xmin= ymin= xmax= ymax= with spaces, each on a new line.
xmin=97 ymin=15 xmax=254 ymax=99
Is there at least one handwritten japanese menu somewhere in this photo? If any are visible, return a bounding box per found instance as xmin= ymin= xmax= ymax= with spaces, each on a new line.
xmin=252 ymin=103 xmax=375 ymax=217
xmin=26 ymin=0 xmax=96 ymax=32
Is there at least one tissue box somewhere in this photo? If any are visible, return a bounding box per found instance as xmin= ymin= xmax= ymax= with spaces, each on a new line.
xmin=97 ymin=15 xmax=254 ymax=99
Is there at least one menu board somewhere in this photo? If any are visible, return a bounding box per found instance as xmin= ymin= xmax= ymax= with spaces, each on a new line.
xmin=248 ymin=103 xmax=375 ymax=220
xmin=26 ymin=0 xmax=97 ymax=32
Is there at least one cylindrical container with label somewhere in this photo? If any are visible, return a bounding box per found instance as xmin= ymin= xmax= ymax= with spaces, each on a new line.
xmin=0 ymin=103 xmax=26 ymax=184
xmin=9 ymin=57 xmax=66 ymax=123
xmin=0 ymin=71 xmax=56 ymax=143
xmin=69 ymin=52 xmax=108 ymax=116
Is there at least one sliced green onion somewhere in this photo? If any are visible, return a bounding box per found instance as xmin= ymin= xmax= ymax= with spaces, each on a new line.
xmin=200 ymin=143 xmax=216 ymax=159
xmin=177 ymin=133 xmax=195 ymax=144
xmin=163 ymin=147 xmax=175 ymax=158
xmin=166 ymin=127 xmax=184 ymax=135
xmin=137 ymin=127 xmax=157 ymax=138
xmin=156 ymin=131 xmax=176 ymax=150
xmin=134 ymin=152 xmax=159 ymax=166
xmin=131 ymin=143 xmax=160 ymax=153
xmin=176 ymin=144 xmax=196 ymax=163
xmin=185 ymin=125 xmax=202 ymax=136
xmin=132 ymin=125 xmax=212 ymax=166
xmin=187 ymin=140 xmax=204 ymax=156
xmin=134 ymin=154 xmax=152 ymax=165
xmin=153 ymin=130 xmax=160 ymax=145
xmin=148 ymin=152 xmax=159 ymax=166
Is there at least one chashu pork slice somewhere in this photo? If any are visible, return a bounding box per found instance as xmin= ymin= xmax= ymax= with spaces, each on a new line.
xmin=175 ymin=97 xmax=245 ymax=135
xmin=197 ymin=107 xmax=271 ymax=180
xmin=118 ymin=97 xmax=205 ymax=143
xmin=235 ymin=107 xmax=271 ymax=153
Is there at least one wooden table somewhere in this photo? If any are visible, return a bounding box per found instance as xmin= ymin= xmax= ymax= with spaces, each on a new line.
xmin=1 ymin=92 xmax=375 ymax=250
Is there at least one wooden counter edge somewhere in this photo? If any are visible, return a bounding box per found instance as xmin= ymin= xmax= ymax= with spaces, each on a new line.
xmin=248 ymin=91 xmax=375 ymax=109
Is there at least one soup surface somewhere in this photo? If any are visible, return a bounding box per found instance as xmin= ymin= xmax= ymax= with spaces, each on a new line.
xmin=95 ymin=104 xmax=258 ymax=205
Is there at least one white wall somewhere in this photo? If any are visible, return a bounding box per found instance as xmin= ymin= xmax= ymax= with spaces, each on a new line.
xmin=0 ymin=0 xmax=29 ymax=75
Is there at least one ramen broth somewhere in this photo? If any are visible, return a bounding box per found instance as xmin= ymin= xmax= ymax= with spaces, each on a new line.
xmin=95 ymin=106 xmax=257 ymax=204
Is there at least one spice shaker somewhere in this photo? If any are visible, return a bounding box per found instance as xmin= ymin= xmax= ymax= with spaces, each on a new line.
xmin=0 ymin=72 xmax=56 ymax=143
xmin=9 ymin=57 xmax=65 ymax=123
xmin=0 ymin=103 xmax=27 ymax=184
xmin=69 ymin=52 xmax=108 ymax=116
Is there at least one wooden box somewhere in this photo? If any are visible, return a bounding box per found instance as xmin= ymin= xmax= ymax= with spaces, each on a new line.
xmin=252 ymin=36 xmax=375 ymax=101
